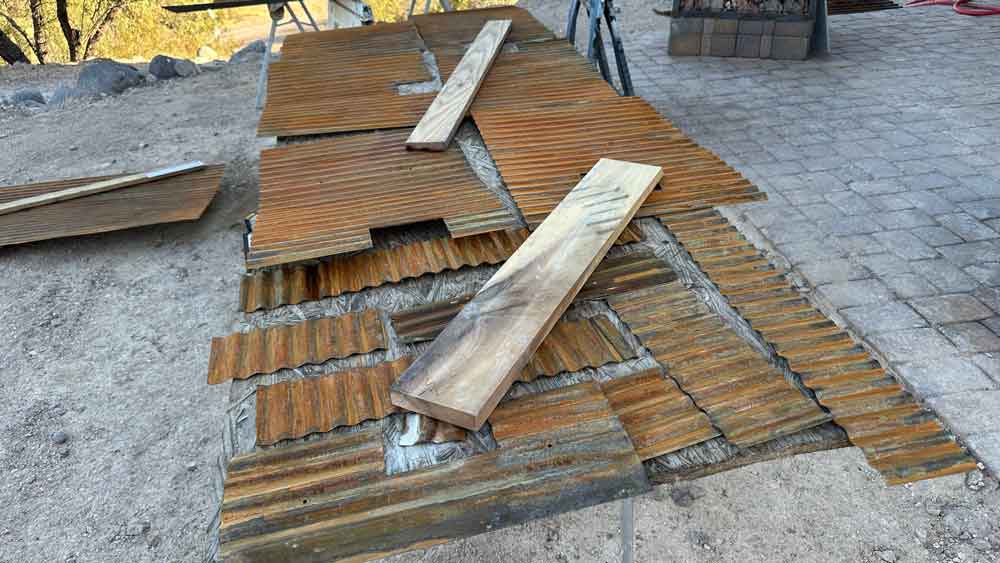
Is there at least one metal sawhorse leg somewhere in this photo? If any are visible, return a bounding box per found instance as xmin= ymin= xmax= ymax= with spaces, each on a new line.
xmin=566 ymin=0 xmax=634 ymax=96
xmin=256 ymin=0 xmax=320 ymax=109
xmin=621 ymin=497 xmax=635 ymax=563
xmin=406 ymin=0 xmax=451 ymax=19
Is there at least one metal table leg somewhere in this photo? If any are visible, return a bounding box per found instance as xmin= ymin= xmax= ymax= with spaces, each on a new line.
xmin=621 ymin=497 xmax=634 ymax=563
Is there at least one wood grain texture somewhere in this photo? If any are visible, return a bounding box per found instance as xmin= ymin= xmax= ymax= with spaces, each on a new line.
xmin=221 ymin=382 xmax=650 ymax=563
xmin=406 ymin=20 xmax=511 ymax=151
xmin=391 ymin=159 xmax=663 ymax=429
xmin=0 ymin=162 xmax=204 ymax=216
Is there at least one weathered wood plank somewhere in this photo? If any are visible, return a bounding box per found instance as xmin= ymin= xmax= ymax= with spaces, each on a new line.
xmin=0 ymin=161 xmax=205 ymax=216
xmin=391 ymin=159 xmax=663 ymax=429
xmin=220 ymin=382 xmax=650 ymax=563
xmin=405 ymin=20 xmax=511 ymax=151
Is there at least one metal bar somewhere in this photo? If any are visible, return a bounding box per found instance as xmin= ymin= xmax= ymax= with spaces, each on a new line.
xmin=285 ymin=3 xmax=306 ymax=32
xmin=566 ymin=0 xmax=581 ymax=43
xmin=297 ymin=0 xmax=320 ymax=30
xmin=621 ymin=497 xmax=634 ymax=563
xmin=438 ymin=0 xmax=452 ymax=11
xmin=602 ymin=0 xmax=634 ymax=95
xmin=407 ymin=0 xmax=417 ymax=18
xmin=255 ymin=13 xmax=279 ymax=109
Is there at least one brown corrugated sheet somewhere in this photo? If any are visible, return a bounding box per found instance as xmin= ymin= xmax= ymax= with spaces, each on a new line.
xmin=435 ymin=39 xmax=618 ymax=112
xmin=221 ymin=382 xmax=649 ymax=563
xmin=240 ymin=230 xmax=529 ymax=312
xmin=258 ymin=22 xmax=435 ymax=137
xmin=247 ymin=129 xmax=518 ymax=268
xmin=207 ymin=310 xmax=387 ymax=384
xmin=600 ymin=368 xmax=720 ymax=460
xmin=256 ymin=357 xmax=411 ymax=446
xmin=473 ymin=97 xmax=763 ymax=227
xmin=608 ymin=282 xmax=830 ymax=447
xmin=0 ymin=165 xmax=223 ymax=247
xmin=660 ymin=209 xmax=979 ymax=484
xmin=410 ymin=6 xmax=555 ymax=50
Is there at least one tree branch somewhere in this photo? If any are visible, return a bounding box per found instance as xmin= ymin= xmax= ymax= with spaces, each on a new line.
xmin=0 ymin=11 xmax=42 ymax=63
xmin=83 ymin=0 xmax=125 ymax=60
xmin=27 ymin=0 xmax=46 ymax=63
xmin=55 ymin=0 xmax=81 ymax=62
xmin=0 ymin=26 xmax=29 ymax=64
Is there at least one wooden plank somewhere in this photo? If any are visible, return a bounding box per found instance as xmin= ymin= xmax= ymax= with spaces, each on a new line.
xmin=0 ymin=161 xmax=205 ymax=216
xmin=405 ymin=20 xmax=511 ymax=151
xmin=391 ymin=159 xmax=663 ymax=430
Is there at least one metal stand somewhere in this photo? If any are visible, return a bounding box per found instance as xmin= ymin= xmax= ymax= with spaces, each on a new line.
xmin=406 ymin=0 xmax=452 ymax=19
xmin=621 ymin=497 xmax=635 ymax=563
xmin=566 ymin=0 xmax=634 ymax=95
xmin=256 ymin=0 xmax=321 ymax=109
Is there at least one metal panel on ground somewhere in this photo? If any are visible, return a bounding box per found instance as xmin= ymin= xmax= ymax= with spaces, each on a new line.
xmin=247 ymin=129 xmax=518 ymax=268
xmin=473 ymin=97 xmax=762 ymax=227
xmin=0 ymin=165 xmax=223 ymax=247
xmin=206 ymin=310 xmax=387 ymax=384
xmin=608 ymin=281 xmax=830 ymax=447
xmin=660 ymin=209 xmax=979 ymax=484
xmin=410 ymin=6 xmax=555 ymax=50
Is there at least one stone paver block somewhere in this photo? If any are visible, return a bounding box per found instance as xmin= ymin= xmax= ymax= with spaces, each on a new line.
xmin=841 ymin=301 xmax=927 ymax=336
xmin=962 ymin=431 xmax=1000 ymax=477
xmin=770 ymin=36 xmax=809 ymax=60
xmin=927 ymin=390 xmax=1000 ymax=439
xmin=759 ymin=33 xmax=773 ymax=58
xmin=910 ymin=259 xmax=980 ymax=293
xmin=906 ymin=173 xmax=956 ymax=191
xmin=965 ymin=264 xmax=1000 ymax=287
xmin=896 ymin=357 xmax=997 ymax=398
xmin=735 ymin=34 xmax=760 ymax=58
xmin=670 ymin=16 xmax=704 ymax=33
xmin=773 ymin=19 xmax=813 ymax=37
xmin=713 ymin=18 xmax=739 ymax=34
xmin=911 ymin=226 xmax=964 ymax=247
xmin=850 ymin=179 xmax=906 ymax=196
xmin=909 ymin=294 xmax=994 ymax=324
xmin=670 ymin=32 xmax=703 ymax=56
xmin=821 ymin=215 xmax=882 ymax=237
xmin=835 ymin=235 xmax=886 ymax=256
xmin=856 ymin=253 xmax=913 ymax=277
xmin=738 ymin=19 xmax=763 ymax=34
xmin=971 ymin=353 xmax=1000 ymax=383
xmin=884 ymin=274 xmax=939 ymax=299
xmin=960 ymin=199 xmax=1000 ymax=220
xmin=818 ymin=279 xmax=893 ymax=309
xmin=799 ymin=259 xmax=869 ymax=286
xmin=937 ymin=213 xmax=1000 ymax=242
xmin=876 ymin=209 xmax=938 ymax=230
xmin=941 ymin=322 xmax=1000 ymax=353
xmin=826 ymin=191 xmax=877 ymax=215
xmin=902 ymin=191 xmax=957 ymax=215
xmin=938 ymin=240 xmax=1000 ymax=267
xmin=870 ymin=328 xmax=957 ymax=362
xmin=872 ymin=231 xmax=939 ymax=261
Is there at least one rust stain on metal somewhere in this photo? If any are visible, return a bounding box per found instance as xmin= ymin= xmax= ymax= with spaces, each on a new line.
xmin=410 ymin=6 xmax=555 ymax=50
xmin=608 ymin=281 xmax=830 ymax=447
xmin=207 ymin=309 xmax=387 ymax=384
xmin=473 ymin=97 xmax=763 ymax=227
xmin=600 ymin=367 xmax=719 ymax=460
xmin=222 ymin=381 xmax=649 ymax=563
xmin=435 ymin=39 xmax=617 ymax=113
xmin=660 ymin=209 xmax=979 ymax=484
xmin=247 ymin=129 xmax=519 ymax=269
xmin=240 ymin=230 xmax=529 ymax=312
xmin=239 ymin=225 xmax=645 ymax=312
xmin=259 ymin=22 xmax=436 ymax=137
xmin=0 ymin=165 xmax=223 ymax=247
xmin=256 ymin=357 xmax=412 ymax=446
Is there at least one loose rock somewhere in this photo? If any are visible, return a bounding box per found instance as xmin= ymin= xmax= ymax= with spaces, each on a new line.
xmin=965 ymin=470 xmax=985 ymax=492
xmin=77 ymin=59 xmax=144 ymax=96
xmin=125 ymin=521 xmax=150 ymax=537
xmin=12 ymin=88 xmax=45 ymax=105
xmin=148 ymin=55 xmax=179 ymax=80
xmin=50 ymin=430 xmax=69 ymax=444
xmin=229 ymin=39 xmax=267 ymax=63
xmin=173 ymin=59 xmax=198 ymax=78
xmin=48 ymin=85 xmax=84 ymax=107
xmin=876 ymin=549 xmax=897 ymax=562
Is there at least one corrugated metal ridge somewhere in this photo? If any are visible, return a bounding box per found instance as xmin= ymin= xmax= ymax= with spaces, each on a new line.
xmin=608 ymin=281 xmax=830 ymax=447
xmin=240 ymin=230 xmax=530 ymax=312
xmin=280 ymin=21 xmax=423 ymax=61
xmin=410 ymin=6 xmax=555 ymax=49
xmin=256 ymin=357 xmax=412 ymax=446
xmin=220 ymin=381 xmax=649 ymax=563
xmin=472 ymin=96 xmax=763 ymax=227
xmin=660 ymin=209 xmax=979 ymax=484
xmin=0 ymin=165 xmax=223 ymax=247
xmin=247 ymin=129 xmax=518 ymax=269
xmin=206 ymin=309 xmax=387 ymax=384
xmin=600 ymin=367 xmax=720 ymax=460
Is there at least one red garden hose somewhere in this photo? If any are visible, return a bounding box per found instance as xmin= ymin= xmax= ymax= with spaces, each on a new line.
xmin=905 ymin=0 xmax=1000 ymax=15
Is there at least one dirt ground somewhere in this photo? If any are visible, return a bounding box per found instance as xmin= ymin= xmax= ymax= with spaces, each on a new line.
xmin=1 ymin=4 xmax=999 ymax=563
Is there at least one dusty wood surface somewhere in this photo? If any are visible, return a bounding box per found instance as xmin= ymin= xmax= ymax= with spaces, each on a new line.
xmin=0 ymin=161 xmax=205 ymax=216
xmin=406 ymin=20 xmax=511 ymax=151
xmin=391 ymin=159 xmax=663 ymax=429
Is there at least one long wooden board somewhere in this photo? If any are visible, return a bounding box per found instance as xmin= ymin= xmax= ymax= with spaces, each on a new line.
xmin=391 ymin=158 xmax=663 ymax=429
xmin=405 ymin=19 xmax=511 ymax=151
xmin=0 ymin=161 xmax=205 ymax=216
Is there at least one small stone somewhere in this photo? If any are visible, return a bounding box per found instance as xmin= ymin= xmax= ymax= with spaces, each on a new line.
xmin=69 ymin=146 xmax=78 ymax=151
xmin=12 ymin=88 xmax=45 ymax=105
xmin=959 ymin=531 xmax=973 ymax=540
xmin=146 ymin=534 xmax=161 ymax=548
xmin=186 ymin=462 xmax=197 ymax=472
xmin=50 ymin=430 xmax=69 ymax=444
xmin=877 ymin=549 xmax=897 ymax=562
xmin=58 ymin=448 xmax=70 ymax=458
xmin=669 ymin=486 xmax=699 ymax=508
xmin=149 ymin=55 xmax=179 ymax=80
xmin=126 ymin=521 xmax=150 ymax=537
xmin=965 ymin=470 xmax=985 ymax=491
xmin=77 ymin=59 xmax=144 ymax=96
xmin=229 ymin=39 xmax=267 ymax=63
xmin=173 ymin=59 xmax=198 ymax=77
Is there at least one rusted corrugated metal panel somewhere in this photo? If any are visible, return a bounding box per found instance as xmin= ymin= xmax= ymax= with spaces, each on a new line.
xmin=608 ymin=282 xmax=830 ymax=447
xmin=220 ymin=382 xmax=649 ymax=563
xmin=256 ymin=358 xmax=411 ymax=446
xmin=247 ymin=129 xmax=519 ymax=269
xmin=660 ymin=209 xmax=979 ymax=484
xmin=473 ymin=97 xmax=763 ymax=227
xmin=207 ymin=309 xmax=387 ymax=384
xmin=239 ymin=225 xmax=645 ymax=312
xmin=600 ymin=368 xmax=720 ymax=460
xmin=576 ymin=249 xmax=677 ymax=301
xmin=392 ymin=302 xmax=635 ymax=381
xmin=435 ymin=39 xmax=618 ymax=112
xmin=280 ymin=21 xmax=424 ymax=61
xmin=240 ymin=230 xmax=529 ymax=312
xmin=410 ymin=6 xmax=555 ymax=50
xmin=0 ymin=165 xmax=223 ymax=247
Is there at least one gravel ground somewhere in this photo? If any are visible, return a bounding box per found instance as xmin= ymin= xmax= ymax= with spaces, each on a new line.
xmin=1 ymin=6 xmax=999 ymax=563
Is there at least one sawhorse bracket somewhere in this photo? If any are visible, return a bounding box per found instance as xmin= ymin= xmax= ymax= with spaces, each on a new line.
xmin=566 ymin=0 xmax=634 ymax=96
